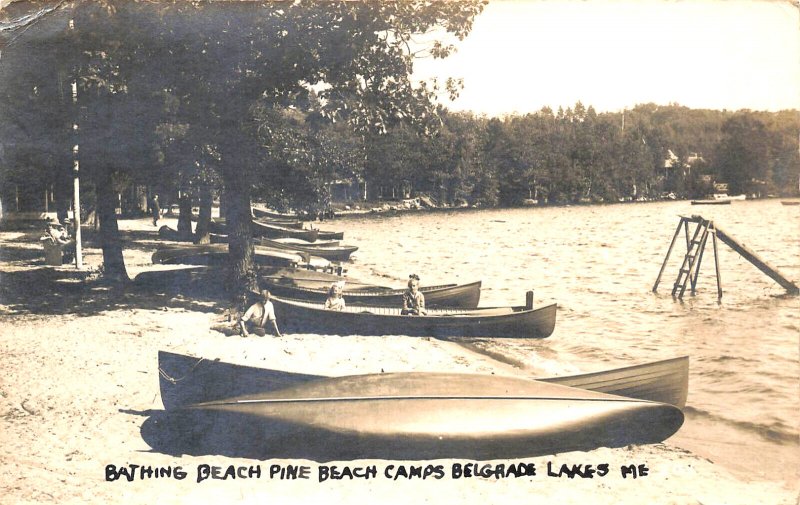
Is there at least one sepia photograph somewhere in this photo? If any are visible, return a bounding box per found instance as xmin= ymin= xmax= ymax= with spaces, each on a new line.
xmin=0 ymin=0 xmax=798 ymax=503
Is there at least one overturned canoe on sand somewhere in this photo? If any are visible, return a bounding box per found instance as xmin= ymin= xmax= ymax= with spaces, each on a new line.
xmin=264 ymin=280 xmax=481 ymax=309
xmin=157 ymin=350 xmax=689 ymax=410
xmin=271 ymin=292 xmax=556 ymax=338
xmin=185 ymin=372 xmax=683 ymax=457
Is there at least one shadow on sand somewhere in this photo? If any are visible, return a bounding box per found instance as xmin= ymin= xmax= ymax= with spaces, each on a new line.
xmin=0 ymin=225 xmax=224 ymax=316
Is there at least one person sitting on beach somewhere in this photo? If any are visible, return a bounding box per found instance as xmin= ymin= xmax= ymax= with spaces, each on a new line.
xmin=324 ymin=282 xmax=346 ymax=311
xmin=43 ymin=218 xmax=75 ymax=263
xmin=401 ymin=274 xmax=426 ymax=316
xmin=238 ymin=289 xmax=283 ymax=338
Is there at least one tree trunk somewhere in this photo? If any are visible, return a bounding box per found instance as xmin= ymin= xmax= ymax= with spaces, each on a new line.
xmin=194 ymin=185 xmax=213 ymax=244
xmin=223 ymin=174 xmax=257 ymax=305
xmin=177 ymin=195 xmax=193 ymax=240
xmin=96 ymin=169 xmax=129 ymax=282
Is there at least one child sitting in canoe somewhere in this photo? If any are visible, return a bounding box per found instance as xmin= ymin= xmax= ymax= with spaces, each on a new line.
xmin=402 ymin=274 xmax=426 ymax=315
xmin=324 ymin=282 xmax=346 ymax=311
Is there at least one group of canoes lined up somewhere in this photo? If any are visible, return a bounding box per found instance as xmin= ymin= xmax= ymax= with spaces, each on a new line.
xmin=145 ymin=208 xmax=689 ymax=457
xmin=146 ymin=207 xmax=557 ymax=339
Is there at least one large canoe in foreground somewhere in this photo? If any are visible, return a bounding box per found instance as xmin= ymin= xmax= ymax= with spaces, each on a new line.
xmin=264 ymin=280 xmax=481 ymax=309
xmin=272 ymin=294 xmax=556 ymax=338
xmin=157 ymin=350 xmax=689 ymax=410
xmin=187 ymin=372 xmax=684 ymax=456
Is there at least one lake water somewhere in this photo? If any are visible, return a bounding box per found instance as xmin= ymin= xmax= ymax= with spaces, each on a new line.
xmin=327 ymin=199 xmax=800 ymax=480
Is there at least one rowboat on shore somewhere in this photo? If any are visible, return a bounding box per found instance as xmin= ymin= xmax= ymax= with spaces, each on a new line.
xmin=263 ymin=280 xmax=481 ymax=309
xmin=151 ymin=243 xmax=330 ymax=270
xmin=157 ymin=350 xmax=689 ymax=410
xmin=271 ymin=292 xmax=556 ymax=338
xmin=258 ymin=237 xmax=358 ymax=262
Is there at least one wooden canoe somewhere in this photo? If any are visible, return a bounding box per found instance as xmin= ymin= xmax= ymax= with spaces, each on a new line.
xmin=271 ymin=237 xmax=340 ymax=247
xmin=263 ymin=280 xmax=481 ymax=309
xmin=271 ymin=294 xmax=556 ymax=338
xmin=252 ymin=220 xmax=319 ymax=242
xmin=259 ymin=266 xmax=388 ymax=291
xmin=207 ymin=234 xmax=340 ymax=248
xmin=258 ymin=237 xmax=358 ymax=262
xmin=539 ymin=356 xmax=688 ymax=408
xmin=186 ymin=372 xmax=684 ymax=455
xmin=157 ymin=350 xmax=689 ymax=410
xmin=252 ymin=207 xmax=300 ymax=220
xmin=313 ymin=229 xmax=344 ymax=241
xmin=151 ymin=243 xmax=330 ymax=270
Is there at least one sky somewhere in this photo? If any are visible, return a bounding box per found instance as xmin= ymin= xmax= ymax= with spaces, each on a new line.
xmin=413 ymin=0 xmax=800 ymax=116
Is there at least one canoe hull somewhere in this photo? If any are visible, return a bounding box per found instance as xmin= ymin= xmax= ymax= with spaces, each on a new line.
xmin=263 ymin=281 xmax=481 ymax=309
xmin=187 ymin=373 xmax=684 ymax=455
xmin=315 ymin=230 xmax=344 ymax=240
xmin=540 ymin=356 xmax=689 ymax=408
xmin=252 ymin=220 xmax=319 ymax=242
xmin=272 ymin=296 xmax=556 ymax=338
xmin=151 ymin=244 xmax=330 ymax=269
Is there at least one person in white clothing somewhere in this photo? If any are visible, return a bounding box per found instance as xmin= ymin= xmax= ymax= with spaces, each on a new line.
xmin=324 ymin=282 xmax=346 ymax=311
xmin=238 ymin=289 xmax=282 ymax=338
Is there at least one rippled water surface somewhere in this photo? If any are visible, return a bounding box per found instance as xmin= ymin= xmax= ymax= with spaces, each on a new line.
xmin=327 ymin=199 xmax=800 ymax=452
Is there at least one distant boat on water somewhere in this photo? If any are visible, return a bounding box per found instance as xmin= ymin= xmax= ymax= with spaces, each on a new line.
xmin=691 ymin=199 xmax=731 ymax=205
xmin=691 ymin=193 xmax=745 ymax=205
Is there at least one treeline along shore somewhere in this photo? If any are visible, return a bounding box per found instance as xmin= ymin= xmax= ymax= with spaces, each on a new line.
xmin=1 ymin=0 xmax=798 ymax=300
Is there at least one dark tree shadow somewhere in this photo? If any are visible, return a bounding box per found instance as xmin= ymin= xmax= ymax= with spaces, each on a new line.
xmin=0 ymin=218 xmax=236 ymax=315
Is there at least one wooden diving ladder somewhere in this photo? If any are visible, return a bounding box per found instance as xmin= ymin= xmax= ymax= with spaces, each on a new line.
xmin=672 ymin=219 xmax=712 ymax=297
xmin=654 ymin=214 xmax=799 ymax=298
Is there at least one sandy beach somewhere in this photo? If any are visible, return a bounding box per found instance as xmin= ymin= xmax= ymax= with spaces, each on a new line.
xmin=0 ymin=216 xmax=796 ymax=504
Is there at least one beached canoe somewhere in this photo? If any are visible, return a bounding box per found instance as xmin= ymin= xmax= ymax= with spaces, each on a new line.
xmin=780 ymin=200 xmax=800 ymax=206
xmin=186 ymin=372 xmax=683 ymax=455
xmin=259 ymin=267 xmax=387 ymax=291
xmin=270 ymin=292 xmax=556 ymax=338
xmin=151 ymin=244 xmax=330 ymax=269
xmin=258 ymin=237 xmax=358 ymax=262
xmin=252 ymin=220 xmax=319 ymax=242
xmin=206 ymin=234 xmax=340 ymax=248
xmin=540 ymin=356 xmax=689 ymax=408
xmin=157 ymin=350 xmax=689 ymax=412
xmin=157 ymin=225 xmax=193 ymax=242
xmin=157 ymin=350 xmax=689 ymax=410
xmin=312 ymin=228 xmax=345 ymax=241
xmin=263 ymin=280 xmax=481 ymax=309
xmin=252 ymin=207 xmax=301 ymax=220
